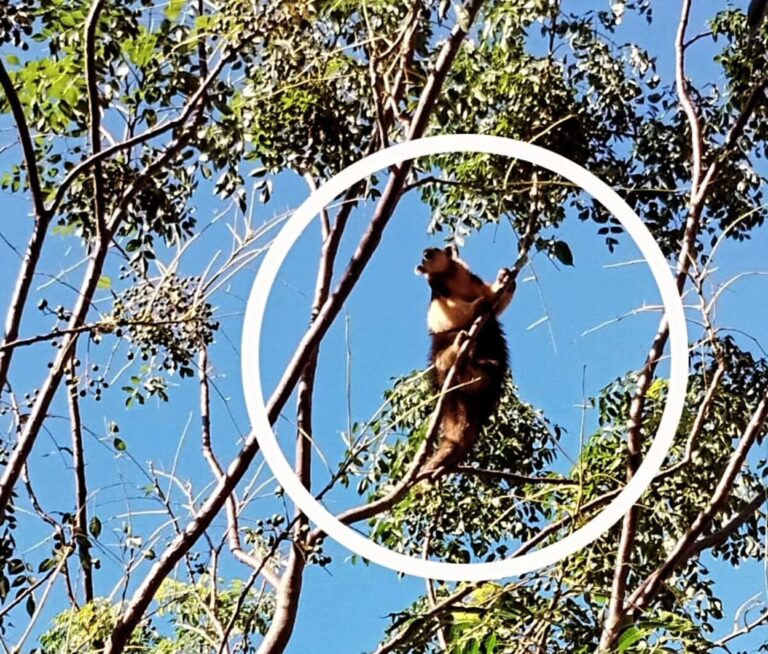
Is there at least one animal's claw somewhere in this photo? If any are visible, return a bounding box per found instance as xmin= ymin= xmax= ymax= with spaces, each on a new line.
xmin=453 ymin=329 xmax=471 ymax=347
xmin=496 ymin=267 xmax=514 ymax=287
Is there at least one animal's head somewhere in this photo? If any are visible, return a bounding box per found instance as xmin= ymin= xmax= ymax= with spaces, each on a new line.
xmin=415 ymin=245 xmax=460 ymax=276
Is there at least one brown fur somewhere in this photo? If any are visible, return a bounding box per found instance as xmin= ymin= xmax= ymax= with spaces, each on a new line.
xmin=415 ymin=246 xmax=514 ymax=479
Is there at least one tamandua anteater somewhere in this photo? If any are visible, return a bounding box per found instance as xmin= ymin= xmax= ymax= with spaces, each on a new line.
xmin=415 ymin=245 xmax=514 ymax=479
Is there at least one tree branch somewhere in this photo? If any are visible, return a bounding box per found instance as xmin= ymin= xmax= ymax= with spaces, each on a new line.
xmin=714 ymin=607 xmax=768 ymax=649
xmin=454 ymin=466 xmax=577 ymax=486
xmin=0 ymin=316 xmax=210 ymax=353
xmin=626 ymin=389 xmax=768 ymax=613
xmin=198 ymin=349 xmax=281 ymax=590
xmin=508 ymin=366 xmax=731 ymax=560
xmin=85 ymin=0 xmax=107 ymax=236
xmin=256 ymin=170 xmax=353 ymax=654
xmin=513 ymin=487 xmax=622 ymax=556
xmin=675 ymin=0 xmax=703 ymax=196
xmin=46 ymin=51 xmax=231 ymax=218
xmin=373 ymin=584 xmax=478 ymax=654
xmin=67 ymin=352 xmax=94 ymax=604
xmin=0 ymin=60 xmax=46 ymax=221
xmin=265 ymin=0 xmax=485 ymax=424
xmin=0 ymin=59 xmax=50 ymax=393
xmin=686 ymin=489 xmax=767 ymax=558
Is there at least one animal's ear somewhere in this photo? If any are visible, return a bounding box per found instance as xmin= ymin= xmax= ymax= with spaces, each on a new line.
xmin=415 ymin=264 xmax=426 ymax=275
xmin=445 ymin=244 xmax=459 ymax=259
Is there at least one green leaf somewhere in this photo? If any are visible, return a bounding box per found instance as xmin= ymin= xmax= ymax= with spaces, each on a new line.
xmin=113 ymin=437 xmax=127 ymax=452
xmin=7 ymin=559 xmax=24 ymax=574
xmin=553 ymin=240 xmax=575 ymax=266
xmin=25 ymin=594 xmax=35 ymax=617
xmin=618 ymin=625 xmax=646 ymax=651
xmin=165 ymin=0 xmax=185 ymax=21
xmin=52 ymin=222 xmax=78 ymax=237
xmin=5 ymin=55 xmax=20 ymax=66
xmin=38 ymin=559 xmax=55 ymax=573
xmin=97 ymin=275 xmax=112 ymax=290
xmin=89 ymin=516 xmax=102 ymax=538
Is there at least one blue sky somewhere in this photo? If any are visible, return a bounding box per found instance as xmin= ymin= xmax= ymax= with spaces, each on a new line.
xmin=1 ymin=1 xmax=767 ymax=652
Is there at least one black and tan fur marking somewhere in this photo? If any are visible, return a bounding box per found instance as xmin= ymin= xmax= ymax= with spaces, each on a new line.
xmin=415 ymin=246 xmax=514 ymax=478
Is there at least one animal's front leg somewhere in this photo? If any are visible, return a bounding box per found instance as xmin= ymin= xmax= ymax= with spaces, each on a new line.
xmin=491 ymin=267 xmax=516 ymax=315
xmin=434 ymin=330 xmax=471 ymax=376
xmin=469 ymin=295 xmax=492 ymax=319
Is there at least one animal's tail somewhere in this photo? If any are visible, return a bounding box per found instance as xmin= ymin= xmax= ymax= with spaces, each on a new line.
xmin=421 ymin=397 xmax=481 ymax=480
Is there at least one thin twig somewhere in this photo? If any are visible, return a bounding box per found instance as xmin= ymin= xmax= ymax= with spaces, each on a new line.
xmin=85 ymin=0 xmax=108 ymax=236
xmin=454 ymin=466 xmax=577 ymax=486
xmin=67 ymin=352 xmax=94 ymax=603
xmin=198 ymin=349 xmax=281 ymax=589
xmin=714 ymin=607 xmax=768 ymax=649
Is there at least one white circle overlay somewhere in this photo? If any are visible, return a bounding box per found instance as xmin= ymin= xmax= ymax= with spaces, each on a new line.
xmin=241 ymin=134 xmax=688 ymax=581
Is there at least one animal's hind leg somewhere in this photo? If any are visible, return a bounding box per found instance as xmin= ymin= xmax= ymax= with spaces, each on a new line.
xmin=422 ymin=401 xmax=480 ymax=480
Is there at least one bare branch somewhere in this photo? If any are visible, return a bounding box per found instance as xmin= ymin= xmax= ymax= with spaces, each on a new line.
xmin=714 ymin=607 xmax=768 ymax=650
xmin=85 ymin=0 xmax=108 ymax=236
xmin=627 ymin=388 xmax=768 ymax=613
xmin=0 ymin=60 xmax=46 ymax=221
xmin=0 ymin=59 xmax=50 ymax=392
xmin=198 ymin=349 xmax=281 ymax=590
xmin=674 ymin=0 xmax=703 ymax=195
xmin=67 ymin=353 xmax=94 ymax=603
xmin=454 ymin=466 xmax=578 ymax=486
